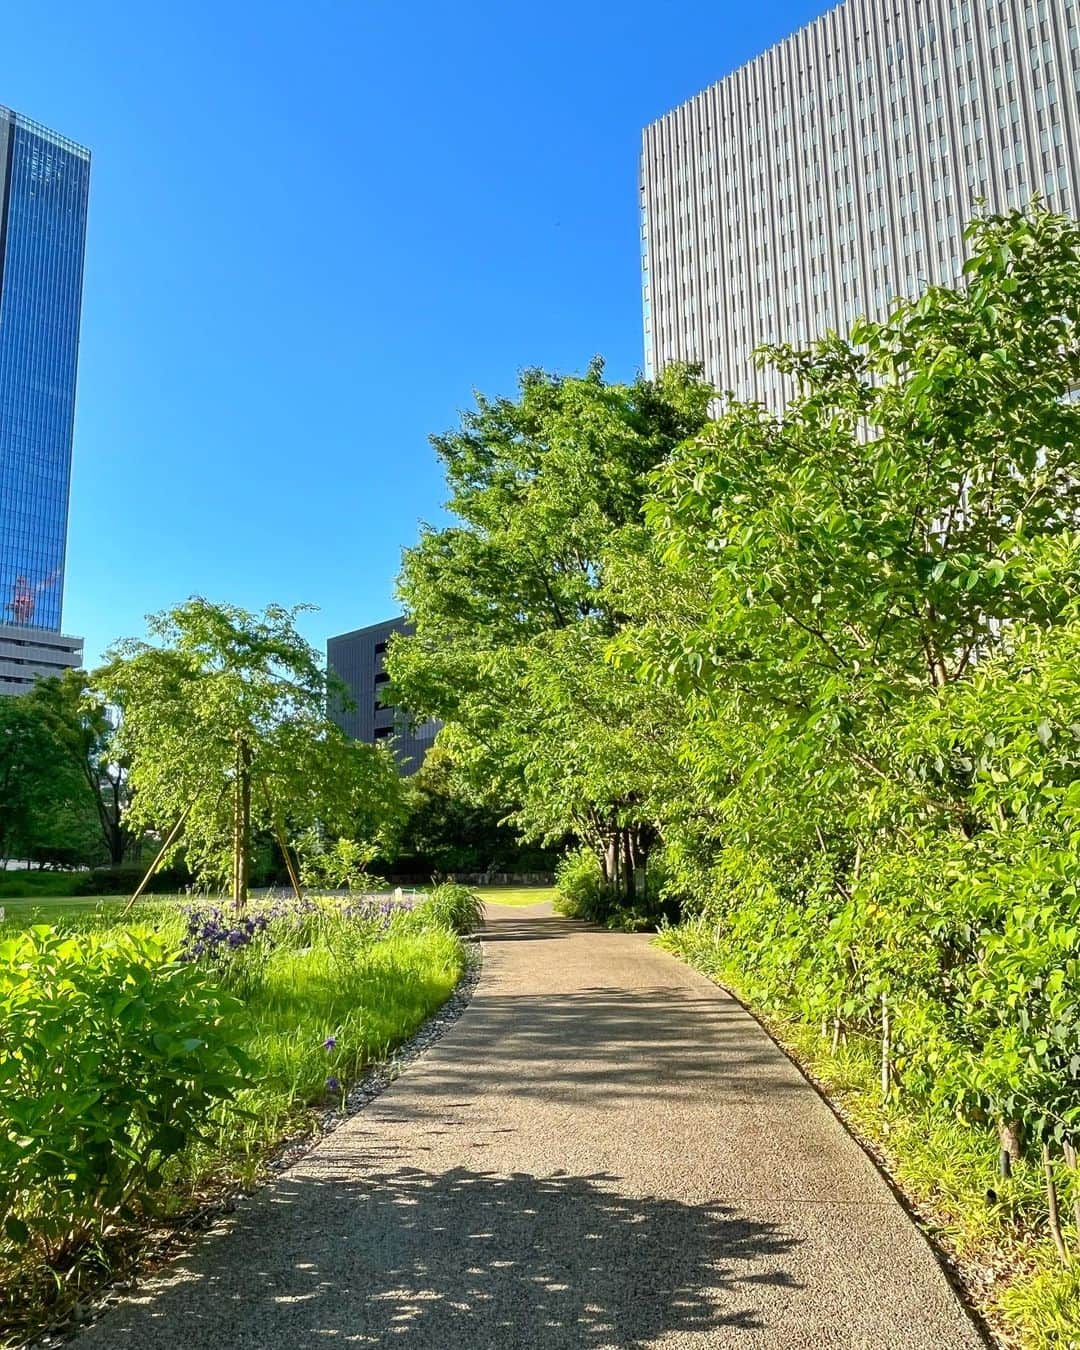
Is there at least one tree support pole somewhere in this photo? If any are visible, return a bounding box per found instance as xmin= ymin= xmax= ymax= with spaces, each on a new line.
xmin=273 ymin=816 xmax=304 ymax=903
xmin=1044 ymin=1144 xmax=1070 ymax=1264
xmin=122 ymin=801 xmax=194 ymax=916
xmin=259 ymin=774 xmax=304 ymax=903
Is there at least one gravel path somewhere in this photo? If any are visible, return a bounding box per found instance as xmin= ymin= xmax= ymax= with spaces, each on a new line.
xmin=71 ymin=902 xmax=986 ymax=1349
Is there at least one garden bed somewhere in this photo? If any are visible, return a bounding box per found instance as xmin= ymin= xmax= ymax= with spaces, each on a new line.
xmin=0 ymin=890 xmax=473 ymax=1346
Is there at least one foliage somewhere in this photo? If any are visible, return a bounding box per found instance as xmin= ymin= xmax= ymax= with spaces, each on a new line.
xmin=0 ymin=925 xmax=252 ymax=1263
xmin=416 ymin=882 xmax=484 ymax=935
xmin=385 ymin=202 xmax=1080 ymax=1337
xmin=0 ymin=895 xmax=465 ymax=1338
xmin=0 ymin=871 xmax=94 ymax=901
xmin=610 ymin=204 xmax=1080 ymax=1331
xmin=387 ymin=362 xmax=713 ymax=904
xmin=998 ymin=1258 xmax=1080 ymax=1350
xmin=553 ymin=846 xmax=608 ymax=921
xmin=0 ymin=694 xmax=93 ymax=869
xmin=98 ymin=599 xmax=403 ymax=905
xmin=27 ymin=672 xmax=133 ymax=866
xmin=553 ymin=846 xmax=671 ymax=931
xmin=72 ymin=861 xmax=191 ymax=897
xmin=389 ymin=747 xmax=558 ymax=877
xmin=296 ymin=830 xmax=381 ymax=892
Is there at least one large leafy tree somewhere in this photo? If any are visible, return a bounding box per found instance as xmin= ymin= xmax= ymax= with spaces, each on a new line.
xmin=387 ymin=361 xmax=712 ymax=900
xmin=635 ymin=204 xmax=1080 ymax=885
xmin=26 ymin=672 xmax=132 ymax=866
xmin=0 ymin=695 xmax=89 ymax=868
xmin=622 ymin=204 xmax=1080 ymax=1188
xmin=99 ymin=599 xmax=401 ymax=905
xmin=393 ymin=746 xmax=557 ymax=876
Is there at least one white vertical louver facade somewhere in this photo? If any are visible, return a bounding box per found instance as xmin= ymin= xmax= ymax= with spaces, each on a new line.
xmin=641 ymin=0 xmax=1080 ymax=410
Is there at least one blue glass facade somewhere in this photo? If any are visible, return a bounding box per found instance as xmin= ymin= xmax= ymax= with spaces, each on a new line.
xmin=0 ymin=108 xmax=89 ymax=632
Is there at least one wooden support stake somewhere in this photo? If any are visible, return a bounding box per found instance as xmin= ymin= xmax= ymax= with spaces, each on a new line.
xmin=273 ymin=816 xmax=304 ymax=903
xmin=1064 ymin=1141 xmax=1080 ymax=1251
xmin=122 ymin=801 xmax=194 ymax=916
xmin=1044 ymin=1143 xmax=1071 ymax=1264
xmin=880 ymin=993 xmax=891 ymax=1101
xmin=259 ymin=774 xmax=304 ymax=903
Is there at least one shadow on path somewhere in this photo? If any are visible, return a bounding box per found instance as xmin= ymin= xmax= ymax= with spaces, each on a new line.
xmin=105 ymin=1167 xmax=801 ymax=1347
xmin=372 ymin=985 xmax=804 ymax=1112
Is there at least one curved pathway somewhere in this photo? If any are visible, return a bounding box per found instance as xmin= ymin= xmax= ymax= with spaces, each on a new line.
xmin=73 ymin=903 xmax=985 ymax=1349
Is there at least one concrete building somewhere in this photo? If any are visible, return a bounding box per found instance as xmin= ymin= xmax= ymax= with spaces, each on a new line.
xmin=0 ymin=622 xmax=82 ymax=692
xmin=327 ymin=617 xmax=439 ymax=774
xmin=640 ymin=0 xmax=1080 ymax=409
xmin=0 ymin=106 xmax=90 ymax=693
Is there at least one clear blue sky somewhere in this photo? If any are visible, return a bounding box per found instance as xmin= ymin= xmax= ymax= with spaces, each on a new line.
xmin=3 ymin=0 xmax=822 ymax=666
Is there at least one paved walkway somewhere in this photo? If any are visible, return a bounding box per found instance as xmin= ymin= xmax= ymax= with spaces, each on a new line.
xmin=74 ymin=903 xmax=985 ymax=1349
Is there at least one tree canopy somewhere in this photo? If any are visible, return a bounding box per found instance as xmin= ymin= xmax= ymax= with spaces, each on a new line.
xmin=387 ymin=360 xmax=713 ymax=900
xmin=100 ymin=599 xmax=402 ymax=904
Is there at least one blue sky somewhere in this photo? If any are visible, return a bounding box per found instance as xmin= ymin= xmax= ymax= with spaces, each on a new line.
xmin=3 ymin=0 xmax=823 ymax=666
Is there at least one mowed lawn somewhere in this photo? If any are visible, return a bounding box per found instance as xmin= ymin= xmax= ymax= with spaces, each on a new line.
xmin=0 ymin=894 xmax=135 ymax=931
xmin=0 ymin=885 xmax=556 ymax=930
xmin=475 ymin=885 xmax=555 ymax=907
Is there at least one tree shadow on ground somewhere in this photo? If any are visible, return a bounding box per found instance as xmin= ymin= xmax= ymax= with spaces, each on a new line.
xmin=367 ymin=985 xmax=807 ymax=1114
xmin=87 ymin=1167 xmax=802 ymax=1348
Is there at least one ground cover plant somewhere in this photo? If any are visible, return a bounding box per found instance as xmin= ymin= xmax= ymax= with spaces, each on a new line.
xmin=0 ymin=887 xmax=471 ymax=1342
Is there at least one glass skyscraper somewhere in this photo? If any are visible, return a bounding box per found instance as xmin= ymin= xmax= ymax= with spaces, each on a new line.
xmin=0 ymin=106 xmax=90 ymax=637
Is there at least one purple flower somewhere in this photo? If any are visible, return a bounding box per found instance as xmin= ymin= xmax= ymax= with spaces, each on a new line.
xmin=323 ymin=1036 xmax=337 ymax=1051
xmin=325 ymin=1076 xmax=341 ymax=1094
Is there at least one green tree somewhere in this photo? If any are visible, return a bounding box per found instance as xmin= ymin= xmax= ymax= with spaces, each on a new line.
xmin=387 ymin=361 xmax=712 ymax=902
xmin=99 ymin=599 xmax=401 ymax=906
xmin=26 ymin=671 xmax=132 ymax=865
xmin=633 ymin=203 xmax=1080 ymax=898
xmin=623 ymin=203 xmax=1080 ymax=1200
xmin=394 ymin=745 xmax=559 ymax=876
xmin=0 ymin=695 xmax=88 ymax=868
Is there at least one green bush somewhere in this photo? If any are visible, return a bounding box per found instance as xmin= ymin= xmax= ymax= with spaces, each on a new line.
xmin=0 ymin=926 xmax=253 ymax=1264
xmin=0 ymin=872 xmax=84 ymax=900
xmin=73 ymin=862 xmax=190 ymax=896
xmin=416 ymin=883 xmax=484 ymax=934
xmin=553 ymin=847 xmax=609 ymax=922
xmin=0 ymin=863 xmax=192 ymax=900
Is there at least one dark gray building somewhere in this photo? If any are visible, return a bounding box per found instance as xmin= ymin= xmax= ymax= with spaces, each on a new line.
xmin=327 ymin=617 xmax=439 ymax=774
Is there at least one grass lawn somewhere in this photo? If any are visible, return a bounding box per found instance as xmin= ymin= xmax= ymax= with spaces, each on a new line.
xmin=0 ymin=894 xmax=133 ymax=927
xmin=475 ymin=885 xmax=555 ymax=907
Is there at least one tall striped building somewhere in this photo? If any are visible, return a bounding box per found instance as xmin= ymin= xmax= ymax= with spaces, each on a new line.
xmin=640 ymin=0 xmax=1080 ymax=409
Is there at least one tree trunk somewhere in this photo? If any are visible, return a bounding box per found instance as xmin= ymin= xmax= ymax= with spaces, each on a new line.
xmin=232 ymin=735 xmax=251 ymax=910
xmin=998 ymin=1119 xmax=1024 ymax=1179
xmin=108 ymin=776 xmax=126 ymax=864
xmin=622 ymin=829 xmax=636 ymax=903
xmin=603 ymin=837 xmax=618 ymax=888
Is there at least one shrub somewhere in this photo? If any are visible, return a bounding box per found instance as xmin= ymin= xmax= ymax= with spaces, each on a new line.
xmin=72 ymin=862 xmax=190 ymax=897
xmin=553 ymin=847 xmax=610 ymax=923
xmin=417 ymin=883 xmax=484 ymax=934
xmin=0 ymin=926 xmax=253 ymax=1264
xmin=0 ymin=872 xmax=84 ymax=900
